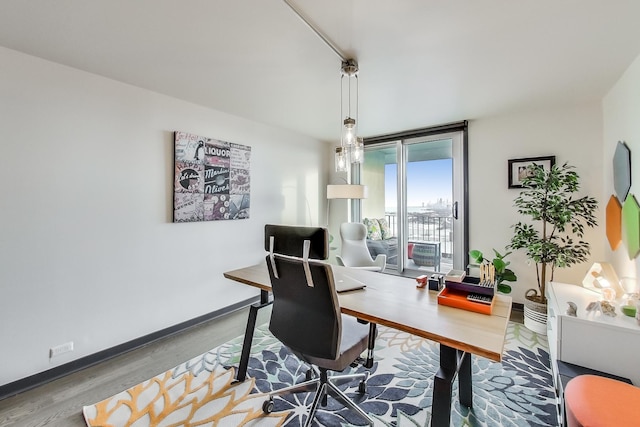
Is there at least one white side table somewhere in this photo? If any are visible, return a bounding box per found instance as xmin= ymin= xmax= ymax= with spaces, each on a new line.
xmin=546 ymin=281 xmax=640 ymax=385
xmin=546 ymin=282 xmax=639 ymax=426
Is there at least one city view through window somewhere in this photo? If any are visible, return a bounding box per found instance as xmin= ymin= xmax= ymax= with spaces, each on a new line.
xmin=385 ymin=159 xmax=454 ymax=268
xmin=362 ymin=130 xmax=465 ymax=274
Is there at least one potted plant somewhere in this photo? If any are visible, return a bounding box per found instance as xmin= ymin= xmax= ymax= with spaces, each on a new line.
xmin=469 ymin=249 xmax=517 ymax=294
xmin=509 ymin=162 xmax=598 ymax=333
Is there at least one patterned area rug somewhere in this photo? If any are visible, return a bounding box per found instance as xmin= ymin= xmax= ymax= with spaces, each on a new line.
xmin=83 ymin=322 xmax=558 ymax=427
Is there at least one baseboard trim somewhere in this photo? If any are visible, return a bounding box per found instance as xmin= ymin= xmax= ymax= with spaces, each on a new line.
xmin=0 ymin=296 xmax=260 ymax=401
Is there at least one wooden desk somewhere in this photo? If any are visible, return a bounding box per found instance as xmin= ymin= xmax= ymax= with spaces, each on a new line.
xmin=224 ymin=262 xmax=512 ymax=427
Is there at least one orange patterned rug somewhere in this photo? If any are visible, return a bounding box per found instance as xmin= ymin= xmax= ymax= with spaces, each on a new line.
xmin=82 ymin=363 xmax=288 ymax=426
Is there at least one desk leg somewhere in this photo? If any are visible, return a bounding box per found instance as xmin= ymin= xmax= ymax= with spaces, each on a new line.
xmin=364 ymin=323 xmax=377 ymax=369
xmin=235 ymin=290 xmax=272 ymax=383
xmin=458 ymin=351 xmax=472 ymax=407
xmin=431 ymin=345 xmax=472 ymax=427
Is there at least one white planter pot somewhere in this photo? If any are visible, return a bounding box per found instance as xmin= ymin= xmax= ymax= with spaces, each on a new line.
xmin=524 ymin=305 xmax=547 ymax=335
xmin=524 ymin=289 xmax=548 ymax=335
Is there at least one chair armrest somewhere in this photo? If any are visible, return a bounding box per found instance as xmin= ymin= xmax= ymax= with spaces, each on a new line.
xmin=343 ymin=255 xmax=386 ymax=272
xmin=373 ymin=254 xmax=387 ymax=271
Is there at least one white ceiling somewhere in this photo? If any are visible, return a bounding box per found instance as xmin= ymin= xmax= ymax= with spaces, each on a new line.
xmin=1 ymin=0 xmax=640 ymax=143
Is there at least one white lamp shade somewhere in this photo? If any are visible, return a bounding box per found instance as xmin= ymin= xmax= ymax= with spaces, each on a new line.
xmin=327 ymin=184 xmax=368 ymax=199
xmin=581 ymin=262 xmax=624 ymax=298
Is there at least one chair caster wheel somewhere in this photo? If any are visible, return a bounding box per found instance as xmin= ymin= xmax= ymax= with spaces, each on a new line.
xmin=262 ymin=398 xmax=274 ymax=414
xmin=358 ymin=381 xmax=366 ymax=394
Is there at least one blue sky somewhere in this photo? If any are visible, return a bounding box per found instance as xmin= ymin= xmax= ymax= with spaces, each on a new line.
xmin=385 ymin=159 xmax=452 ymax=210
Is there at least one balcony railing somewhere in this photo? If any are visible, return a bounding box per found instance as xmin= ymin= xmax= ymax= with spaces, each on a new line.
xmin=385 ymin=212 xmax=453 ymax=258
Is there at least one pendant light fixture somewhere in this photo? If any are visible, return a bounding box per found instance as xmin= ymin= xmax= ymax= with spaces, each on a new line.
xmin=282 ymin=0 xmax=365 ymax=173
xmin=336 ymin=59 xmax=363 ymax=172
xmin=340 ymin=59 xmax=358 ymax=147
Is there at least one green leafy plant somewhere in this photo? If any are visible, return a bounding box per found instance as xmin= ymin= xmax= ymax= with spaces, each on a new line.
xmin=469 ymin=249 xmax=517 ymax=294
xmin=509 ymin=162 xmax=598 ymax=304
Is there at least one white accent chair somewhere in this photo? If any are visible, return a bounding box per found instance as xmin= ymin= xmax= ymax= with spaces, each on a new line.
xmin=335 ymin=222 xmax=386 ymax=272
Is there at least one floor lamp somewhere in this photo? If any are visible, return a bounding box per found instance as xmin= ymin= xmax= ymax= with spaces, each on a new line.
xmin=327 ymin=183 xmax=368 ymax=224
xmin=326 ymin=183 xmax=368 ymax=254
xmin=327 ymin=184 xmax=368 ymax=201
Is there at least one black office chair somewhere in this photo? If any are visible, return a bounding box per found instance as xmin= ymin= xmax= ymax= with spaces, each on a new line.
xmin=262 ymin=224 xmax=374 ymax=426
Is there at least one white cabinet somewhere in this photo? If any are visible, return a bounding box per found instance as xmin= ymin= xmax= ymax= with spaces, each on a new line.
xmin=546 ymin=281 xmax=640 ymax=386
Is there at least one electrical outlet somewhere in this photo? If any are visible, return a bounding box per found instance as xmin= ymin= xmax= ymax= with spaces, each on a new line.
xmin=50 ymin=341 xmax=74 ymax=358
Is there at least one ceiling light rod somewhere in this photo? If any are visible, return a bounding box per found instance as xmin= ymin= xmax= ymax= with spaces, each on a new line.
xmin=282 ymin=0 xmax=348 ymax=62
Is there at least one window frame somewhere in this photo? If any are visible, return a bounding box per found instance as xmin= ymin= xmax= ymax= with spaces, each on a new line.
xmin=355 ymin=121 xmax=469 ymax=273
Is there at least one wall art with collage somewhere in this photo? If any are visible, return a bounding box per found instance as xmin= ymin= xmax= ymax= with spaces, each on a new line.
xmin=173 ymin=131 xmax=251 ymax=222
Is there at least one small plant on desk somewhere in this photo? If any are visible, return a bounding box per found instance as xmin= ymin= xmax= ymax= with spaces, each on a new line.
xmin=469 ymin=249 xmax=517 ymax=294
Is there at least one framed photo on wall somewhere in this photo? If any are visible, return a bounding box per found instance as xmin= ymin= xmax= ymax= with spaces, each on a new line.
xmin=508 ymin=156 xmax=556 ymax=188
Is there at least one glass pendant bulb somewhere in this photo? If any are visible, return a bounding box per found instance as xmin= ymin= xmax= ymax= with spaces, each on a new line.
xmin=351 ymin=137 xmax=364 ymax=164
xmin=335 ymin=146 xmax=348 ymax=172
xmin=341 ymin=117 xmax=356 ymax=146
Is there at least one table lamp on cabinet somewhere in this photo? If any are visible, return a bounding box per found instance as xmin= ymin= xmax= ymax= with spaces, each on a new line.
xmin=581 ymin=262 xmax=624 ymax=301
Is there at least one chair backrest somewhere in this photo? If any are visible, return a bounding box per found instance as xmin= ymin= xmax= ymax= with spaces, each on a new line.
xmin=339 ymin=222 xmax=375 ymax=265
xmin=264 ymin=225 xmax=341 ymax=360
xmin=264 ymin=224 xmax=329 ymax=260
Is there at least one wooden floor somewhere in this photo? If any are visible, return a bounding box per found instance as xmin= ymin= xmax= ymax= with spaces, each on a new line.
xmin=0 ymin=301 xmax=524 ymax=427
xmin=0 ymin=306 xmax=269 ymax=427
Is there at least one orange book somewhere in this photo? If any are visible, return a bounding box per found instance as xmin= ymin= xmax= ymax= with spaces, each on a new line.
xmin=437 ymin=287 xmax=495 ymax=315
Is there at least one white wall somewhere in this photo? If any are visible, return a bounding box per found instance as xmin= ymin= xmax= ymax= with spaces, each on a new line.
xmin=1 ymin=40 xmax=622 ymax=387
xmin=469 ymin=104 xmax=605 ymax=303
xmin=0 ymin=47 xmax=329 ymax=387
xmin=603 ymin=53 xmax=640 ymax=289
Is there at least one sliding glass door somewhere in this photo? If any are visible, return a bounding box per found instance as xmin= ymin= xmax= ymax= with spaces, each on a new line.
xmin=360 ymin=130 xmax=466 ymax=275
